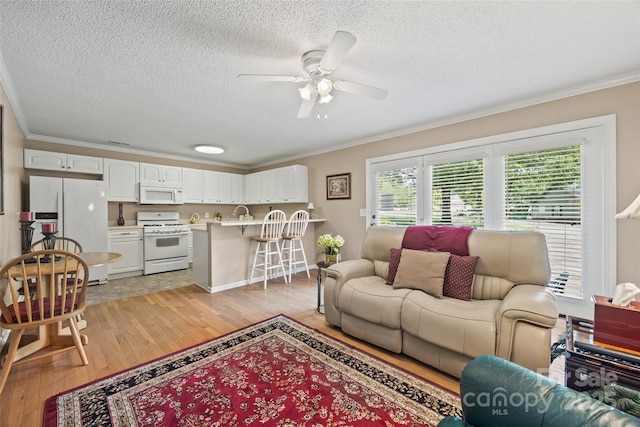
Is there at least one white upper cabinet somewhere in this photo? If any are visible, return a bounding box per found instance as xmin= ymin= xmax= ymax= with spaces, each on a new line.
xmin=203 ymin=171 xmax=245 ymax=204
xmin=244 ymin=165 xmax=308 ymax=204
xmin=182 ymin=168 xmax=204 ymax=203
xmin=243 ymin=172 xmax=262 ymax=204
xmin=243 ymin=170 xmax=275 ymax=204
xmin=203 ymin=171 xmax=221 ymax=203
xmin=229 ymin=173 xmax=244 ymax=204
xmin=24 ymin=149 xmax=255 ymax=205
xmin=104 ymin=159 xmax=140 ymax=202
xmin=24 ymin=149 xmax=103 ymax=174
xmin=139 ymin=163 xmax=183 ymax=187
xmin=276 ymin=165 xmax=308 ymax=202
xmin=260 ymin=170 xmax=277 ymax=203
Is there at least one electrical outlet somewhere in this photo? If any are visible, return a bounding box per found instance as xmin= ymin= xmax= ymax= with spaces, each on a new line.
xmin=205 ymin=212 xmax=210 ymax=218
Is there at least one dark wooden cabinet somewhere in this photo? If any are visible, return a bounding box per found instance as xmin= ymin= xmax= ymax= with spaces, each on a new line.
xmin=565 ymin=316 xmax=640 ymax=392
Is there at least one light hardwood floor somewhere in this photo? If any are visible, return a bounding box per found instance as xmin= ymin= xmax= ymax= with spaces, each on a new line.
xmin=0 ymin=271 xmax=564 ymax=427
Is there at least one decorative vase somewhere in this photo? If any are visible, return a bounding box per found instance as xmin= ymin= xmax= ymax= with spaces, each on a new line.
xmin=325 ymin=253 xmax=337 ymax=265
xmin=117 ymin=203 xmax=125 ymax=226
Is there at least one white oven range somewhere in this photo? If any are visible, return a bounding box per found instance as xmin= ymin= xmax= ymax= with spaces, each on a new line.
xmin=137 ymin=212 xmax=190 ymax=275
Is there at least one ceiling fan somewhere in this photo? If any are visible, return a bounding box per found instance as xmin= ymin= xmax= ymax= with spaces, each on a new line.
xmin=238 ymin=31 xmax=388 ymax=118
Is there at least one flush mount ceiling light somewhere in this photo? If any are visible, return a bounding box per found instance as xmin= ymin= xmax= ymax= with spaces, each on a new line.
xmin=195 ymin=145 xmax=225 ymax=154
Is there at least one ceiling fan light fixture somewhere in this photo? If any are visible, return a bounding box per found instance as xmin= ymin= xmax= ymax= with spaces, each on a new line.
xmin=316 ymin=78 xmax=333 ymax=96
xmin=298 ymin=83 xmax=315 ymax=101
xmin=318 ymin=93 xmax=333 ymax=104
xmin=195 ymin=145 xmax=225 ymax=154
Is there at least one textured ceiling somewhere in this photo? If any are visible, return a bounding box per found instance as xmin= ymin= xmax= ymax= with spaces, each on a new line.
xmin=1 ymin=1 xmax=639 ymax=168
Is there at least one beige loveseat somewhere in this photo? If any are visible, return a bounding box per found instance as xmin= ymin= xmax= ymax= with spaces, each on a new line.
xmin=324 ymin=226 xmax=558 ymax=378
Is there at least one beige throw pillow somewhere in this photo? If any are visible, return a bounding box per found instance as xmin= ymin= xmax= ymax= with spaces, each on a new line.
xmin=392 ymin=249 xmax=450 ymax=298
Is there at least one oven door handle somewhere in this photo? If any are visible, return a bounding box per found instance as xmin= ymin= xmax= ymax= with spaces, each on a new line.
xmin=165 ymin=231 xmax=190 ymax=236
xmin=145 ymin=231 xmax=190 ymax=236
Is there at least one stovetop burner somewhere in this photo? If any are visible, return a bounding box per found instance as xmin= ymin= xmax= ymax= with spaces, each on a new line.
xmin=137 ymin=212 xmax=185 ymax=228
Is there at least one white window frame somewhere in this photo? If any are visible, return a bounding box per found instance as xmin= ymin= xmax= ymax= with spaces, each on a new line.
xmin=365 ymin=115 xmax=616 ymax=319
xmin=368 ymin=156 xmax=424 ymax=226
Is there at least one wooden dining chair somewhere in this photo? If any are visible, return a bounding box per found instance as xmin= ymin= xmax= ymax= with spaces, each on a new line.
xmin=31 ymin=236 xmax=85 ymax=299
xmin=0 ymin=250 xmax=89 ymax=394
xmin=249 ymin=210 xmax=288 ymax=289
xmin=31 ymin=236 xmax=83 ymax=253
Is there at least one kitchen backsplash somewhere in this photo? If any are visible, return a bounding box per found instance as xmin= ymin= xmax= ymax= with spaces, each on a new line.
xmin=107 ymin=202 xmax=311 ymax=226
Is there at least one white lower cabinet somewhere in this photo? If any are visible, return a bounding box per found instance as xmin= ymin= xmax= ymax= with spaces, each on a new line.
xmin=108 ymin=229 xmax=144 ymax=279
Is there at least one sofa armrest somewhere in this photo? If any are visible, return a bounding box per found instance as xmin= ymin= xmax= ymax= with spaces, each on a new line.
xmin=437 ymin=417 xmax=474 ymax=427
xmin=498 ymin=284 xmax=558 ymax=326
xmin=323 ymin=259 xmax=375 ymax=326
xmin=496 ymin=284 xmax=558 ymax=365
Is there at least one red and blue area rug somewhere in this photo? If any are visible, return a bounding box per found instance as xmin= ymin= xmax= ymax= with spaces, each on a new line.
xmin=44 ymin=315 xmax=461 ymax=426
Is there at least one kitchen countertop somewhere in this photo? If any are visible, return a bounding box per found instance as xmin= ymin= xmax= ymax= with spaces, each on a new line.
xmin=109 ymin=219 xmax=325 ymax=231
xmin=191 ymin=218 xmax=326 ymax=227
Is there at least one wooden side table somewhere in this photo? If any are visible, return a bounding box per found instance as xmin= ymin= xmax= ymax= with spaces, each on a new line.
xmin=565 ymin=316 xmax=640 ymax=392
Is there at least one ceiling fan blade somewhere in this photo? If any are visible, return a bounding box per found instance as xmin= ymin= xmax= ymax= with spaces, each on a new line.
xmin=333 ymin=80 xmax=388 ymax=100
xmin=319 ymin=31 xmax=357 ymax=73
xmin=237 ymin=74 xmax=305 ymax=82
xmin=297 ymin=93 xmax=318 ymax=118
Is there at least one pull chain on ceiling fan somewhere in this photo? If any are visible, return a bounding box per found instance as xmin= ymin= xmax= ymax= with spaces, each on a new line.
xmin=238 ymin=31 xmax=388 ymax=118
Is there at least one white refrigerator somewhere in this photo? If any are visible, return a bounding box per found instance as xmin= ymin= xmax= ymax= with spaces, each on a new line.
xmin=29 ymin=176 xmax=109 ymax=284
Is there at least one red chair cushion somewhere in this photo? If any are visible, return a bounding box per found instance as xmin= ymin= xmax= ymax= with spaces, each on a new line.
xmin=2 ymin=296 xmax=80 ymax=323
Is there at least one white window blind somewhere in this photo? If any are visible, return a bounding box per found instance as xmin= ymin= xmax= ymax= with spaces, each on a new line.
xmin=367 ymin=115 xmax=616 ymax=318
xmin=431 ymin=158 xmax=485 ymax=228
xmin=503 ymin=145 xmax=583 ymax=298
xmin=373 ymin=168 xmax=418 ymax=226
xmin=370 ymin=157 xmax=421 ymax=227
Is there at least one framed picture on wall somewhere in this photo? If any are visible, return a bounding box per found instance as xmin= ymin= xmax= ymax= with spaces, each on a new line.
xmin=326 ymin=173 xmax=351 ymax=200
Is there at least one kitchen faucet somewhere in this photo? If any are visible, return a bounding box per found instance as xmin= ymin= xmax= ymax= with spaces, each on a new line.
xmin=232 ymin=205 xmax=250 ymax=218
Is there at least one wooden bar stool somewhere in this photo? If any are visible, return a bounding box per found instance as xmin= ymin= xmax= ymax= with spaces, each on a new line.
xmin=249 ymin=210 xmax=288 ymax=289
xmin=282 ymin=210 xmax=310 ymax=282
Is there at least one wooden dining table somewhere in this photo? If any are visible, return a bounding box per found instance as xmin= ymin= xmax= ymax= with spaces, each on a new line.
xmin=5 ymin=251 xmax=122 ymax=365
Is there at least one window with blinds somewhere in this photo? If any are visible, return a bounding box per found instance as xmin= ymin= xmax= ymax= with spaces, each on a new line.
xmin=367 ymin=117 xmax=614 ymax=318
xmin=373 ymin=167 xmax=418 ymax=227
xmin=431 ymin=158 xmax=485 ymax=228
xmin=503 ymin=145 xmax=582 ymax=298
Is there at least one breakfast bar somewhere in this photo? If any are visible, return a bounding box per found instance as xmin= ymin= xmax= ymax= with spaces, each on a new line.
xmin=192 ymin=218 xmax=325 ymax=292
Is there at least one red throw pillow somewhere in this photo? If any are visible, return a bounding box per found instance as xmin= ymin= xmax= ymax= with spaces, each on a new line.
xmin=443 ymin=254 xmax=479 ymax=301
xmin=386 ymin=248 xmax=403 ymax=285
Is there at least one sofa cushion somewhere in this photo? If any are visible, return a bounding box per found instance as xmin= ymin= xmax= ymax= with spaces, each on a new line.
xmin=402 ymin=291 xmax=500 ymax=357
xmin=385 ymin=247 xmax=402 ymax=285
xmin=339 ymin=275 xmax=412 ymax=329
xmin=443 ymin=254 xmax=479 ymax=301
xmin=393 ymin=249 xmax=450 ymax=298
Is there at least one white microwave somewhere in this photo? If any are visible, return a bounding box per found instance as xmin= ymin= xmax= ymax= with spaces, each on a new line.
xmin=139 ymin=186 xmax=184 ymax=205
